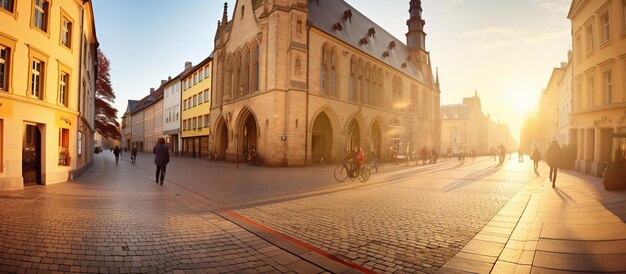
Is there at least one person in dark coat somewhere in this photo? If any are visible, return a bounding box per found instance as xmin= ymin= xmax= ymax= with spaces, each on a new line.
xmin=153 ymin=138 xmax=170 ymax=185
xmin=113 ymin=146 xmax=120 ymax=164
xmin=531 ymin=146 xmax=542 ymax=173
xmin=546 ymin=140 xmax=562 ymax=187
xmin=131 ymin=146 xmax=138 ymax=164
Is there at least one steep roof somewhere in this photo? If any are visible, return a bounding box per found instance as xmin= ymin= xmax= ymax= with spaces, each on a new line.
xmin=125 ymin=100 xmax=140 ymax=114
xmin=308 ymin=0 xmax=431 ymax=86
xmin=440 ymin=104 xmax=474 ymax=120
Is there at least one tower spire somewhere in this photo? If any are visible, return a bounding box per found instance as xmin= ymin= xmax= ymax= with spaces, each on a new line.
xmin=222 ymin=2 xmax=228 ymax=26
xmin=435 ymin=67 xmax=440 ymax=89
xmin=406 ymin=0 xmax=426 ymax=50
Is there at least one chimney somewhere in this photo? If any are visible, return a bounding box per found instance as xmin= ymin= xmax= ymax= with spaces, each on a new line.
xmin=161 ymin=79 xmax=167 ymax=86
xmin=168 ymin=76 xmax=172 ymax=81
xmin=150 ymin=88 xmax=155 ymax=93
xmin=185 ymin=61 xmax=192 ymax=70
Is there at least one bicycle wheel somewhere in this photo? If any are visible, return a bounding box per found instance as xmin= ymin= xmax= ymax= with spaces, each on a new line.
xmin=358 ymin=166 xmax=371 ymax=182
xmin=334 ymin=165 xmax=348 ymax=182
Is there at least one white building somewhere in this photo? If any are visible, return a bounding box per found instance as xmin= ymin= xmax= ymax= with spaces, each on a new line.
xmin=162 ymin=62 xmax=193 ymax=154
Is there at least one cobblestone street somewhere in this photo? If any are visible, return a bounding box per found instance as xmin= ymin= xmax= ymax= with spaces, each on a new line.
xmin=1 ymin=153 xmax=624 ymax=273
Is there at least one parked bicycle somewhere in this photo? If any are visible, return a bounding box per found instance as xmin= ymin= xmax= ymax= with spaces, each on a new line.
xmin=334 ymin=158 xmax=370 ymax=182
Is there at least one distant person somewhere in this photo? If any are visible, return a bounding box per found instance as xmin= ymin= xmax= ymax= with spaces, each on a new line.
xmin=458 ymin=147 xmax=465 ymax=165
xmin=546 ymin=140 xmax=562 ymax=187
xmin=531 ymin=146 xmax=542 ymax=173
xmin=420 ymin=146 xmax=429 ymax=165
xmin=153 ymin=138 xmax=170 ymax=185
xmin=356 ymin=146 xmax=365 ymax=174
xmin=131 ymin=146 xmax=138 ymax=164
xmin=518 ymin=148 xmax=524 ymax=162
xmin=497 ymin=143 xmax=506 ymax=165
xmin=113 ymin=146 xmax=120 ymax=165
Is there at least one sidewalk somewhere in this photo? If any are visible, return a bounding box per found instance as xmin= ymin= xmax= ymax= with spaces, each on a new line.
xmin=439 ymin=166 xmax=626 ymax=273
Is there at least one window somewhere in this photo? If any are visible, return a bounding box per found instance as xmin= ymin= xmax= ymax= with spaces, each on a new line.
xmin=199 ymin=69 xmax=203 ymax=81
xmin=575 ymin=35 xmax=582 ymax=62
xmin=0 ymin=43 xmax=12 ymax=92
xmin=183 ymin=119 xmax=186 ymax=131
xmin=198 ymin=116 xmax=203 ymax=129
xmin=245 ymin=48 xmax=250 ymax=95
xmin=0 ymin=119 xmax=3 ymax=172
xmin=31 ymin=59 xmax=44 ymax=99
xmin=1 ymin=0 xmax=14 ymax=15
xmin=588 ymin=77 xmax=595 ymax=108
xmin=601 ymin=12 xmax=610 ymax=43
xmin=78 ymin=130 xmax=82 ymax=156
xmin=204 ymin=90 xmax=209 ymax=102
xmin=28 ymin=47 xmax=48 ymax=100
xmin=183 ymin=99 xmax=187 ymax=110
xmin=193 ymin=117 xmax=197 ymax=130
xmin=193 ymin=73 xmax=198 ymax=85
xmin=320 ymin=47 xmax=326 ymax=94
xmin=330 ymin=50 xmax=336 ymax=96
xmin=174 ymin=104 xmax=179 ymax=121
xmin=197 ymin=93 xmax=203 ymax=105
xmin=58 ymin=128 xmax=69 ymax=166
xmin=204 ymin=66 xmax=210 ymax=79
xmin=32 ymin=0 xmax=50 ymax=33
xmin=349 ymin=59 xmax=355 ymax=101
xmin=204 ymin=115 xmax=209 ymax=128
xmin=604 ymin=70 xmax=613 ymax=104
xmin=187 ymin=119 xmax=191 ymax=130
xmin=59 ymin=72 xmax=69 ymax=106
xmin=253 ymin=44 xmax=259 ymax=91
xmin=60 ymin=11 xmax=73 ymax=49
xmin=193 ymin=95 xmax=197 ymax=107
xmin=586 ymin=23 xmax=594 ymax=53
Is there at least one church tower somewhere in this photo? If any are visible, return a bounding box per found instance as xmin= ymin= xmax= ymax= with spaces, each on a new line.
xmin=406 ymin=0 xmax=426 ymax=51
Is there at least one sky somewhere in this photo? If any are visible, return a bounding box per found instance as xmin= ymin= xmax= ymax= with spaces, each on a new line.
xmin=92 ymin=0 xmax=572 ymax=143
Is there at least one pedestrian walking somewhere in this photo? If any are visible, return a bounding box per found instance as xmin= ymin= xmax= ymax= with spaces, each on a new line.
xmin=518 ymin=148 xmax=523 ymax=162
xmin=420 ymin=146 xmax=428 ymax=165
xmin=131 ymin=146 xmax=138 ymax=164
xmin=153 ymin=138 xmax=170 ymax=185
xmin=113 ymin=146 xmax=120 ymax=164
xmin=546 ymin=140 xmax=562 ymax=187
xmin=531 ymin=146 xmax=541 ymax=173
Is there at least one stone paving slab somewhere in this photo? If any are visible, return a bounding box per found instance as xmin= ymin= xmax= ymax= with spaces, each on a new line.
xmin=536 ymin=238 xmax=626 ymax=254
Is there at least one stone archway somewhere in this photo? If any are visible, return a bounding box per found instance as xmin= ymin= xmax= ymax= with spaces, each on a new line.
xmin=312 ymin=112 xmax=333 ymax=164
xmin=238 ymin=109 xmax=259 ymax=161
xmin=215 ymin=118 xmax=228 ymax=160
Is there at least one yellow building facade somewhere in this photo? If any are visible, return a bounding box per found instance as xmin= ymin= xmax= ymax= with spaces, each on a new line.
xmin=568 ymin=0 xmax=626 ymax=176
xmin=0 ymin=0 xmax=98 ymax=191
xmin=181 ymin=57 xmax=212 ymax=158
xmin=209 ymin=0 xmax=441 ymax=166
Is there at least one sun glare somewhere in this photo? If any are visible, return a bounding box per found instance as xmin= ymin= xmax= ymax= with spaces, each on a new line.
xmin=504 ymin=84 xmax=538 ymax=115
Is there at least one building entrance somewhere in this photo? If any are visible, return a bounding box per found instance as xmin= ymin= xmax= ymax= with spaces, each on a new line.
xmin=312 ymin=112 xmax=333 ymax=164
xmin=22 ymin=125 xmax=42 ymax=186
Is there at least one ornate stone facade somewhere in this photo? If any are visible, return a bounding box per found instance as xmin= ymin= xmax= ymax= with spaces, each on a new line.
xmin=209 ymin=0 xmax=441 ymax=166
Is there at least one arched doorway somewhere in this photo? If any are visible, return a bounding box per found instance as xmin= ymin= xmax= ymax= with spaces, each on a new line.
xmin=22 ymin=124 xmax=42 ymax=186
xmin=371 ymin=121 xmax=381 ymax=158
xmin=312 ymin=112 xmax=333 ymax=164
xmin=239 ymin=110 xmax=258 ymax=160
xmin=215 ymin=118 xmax=228 ymax=160
xmin=346 ymin=119 xmax=360 ymax=152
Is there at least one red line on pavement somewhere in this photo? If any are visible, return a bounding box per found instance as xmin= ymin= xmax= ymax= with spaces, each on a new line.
xmin=220 ymin=208 xmax=377 ymax=274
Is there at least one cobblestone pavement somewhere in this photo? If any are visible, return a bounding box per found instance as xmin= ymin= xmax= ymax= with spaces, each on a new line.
xmin=233 ymin=158 xmax=541 ymax=273
xmin=0 ymin=155 xmax=325 ymax=273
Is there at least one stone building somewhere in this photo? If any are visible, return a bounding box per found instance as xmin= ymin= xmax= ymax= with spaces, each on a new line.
xmin=568 ymin=0 xmax=626 ymax=176
xmin=209 ymin=0 xmax=441 ymax=166
xmin=440 ymin=93 xmax=489 ymax=155
xmin=0 ymin=0 xmax=98 ymax=190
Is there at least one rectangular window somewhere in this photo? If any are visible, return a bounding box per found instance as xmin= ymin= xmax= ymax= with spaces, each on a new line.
xmin=198 ymin=116 xmax=203 ymax=129
xmin=601 ymin=12 xmax=610 ymax=42
xmin=61 ymin=10 xmax=74 ymax=49
xmin=188 ymin=119 xmax=191 ymax=130
xmin=204 ymin=114 xmax=209 ymax=128
xmin=1 ymin=0 xmax=14 ymax=13
xmin=0 ymin=119 xmax=3 ymax=172
xmin=183 ymin=99 xmax=187 ymax=110
xmin=187 ymin=98 xmax=191 ymax=109
xmin=204 ymin=90 xmax=209 ymax=102
xmin=586 ymin=24 xmax=594 ymax=52
xmin=193 ymin=73 xmax=198 ymax=85
xmin=33 ymin=0 xmax=49 ymax=32
xmin=193 ymin=95 xmax=197 ymax=106
xmin=199 ymin=69 xmax=203 ymax=81
xmin=589 ymin=77 xmax=595 ymax=108
xmin=183 ymin=119 xmax=186 ymax=131
xmin=31 ymin=59 xmax=44 ymax=99
xmin=58 ymin=128 xmax=69 ymax=166
xmin=0 ymin=45 xmax=9 ymax=91
xmin=198 ymin=92 xmax=203 ymax=105
xmin=59 ymin=72 xmax=69 ymax=106
xmin=193 ymin=117 xmax=197 ymax=130
xmin=204 ymin=66 xmax=210 ymax=79
xmin=174 ymin=104 xmax=179 ymax=121
xmin=78 ymin=130 xmax=82 ymax=156
xmin=604 ymin=70 xmax=613 ymax=104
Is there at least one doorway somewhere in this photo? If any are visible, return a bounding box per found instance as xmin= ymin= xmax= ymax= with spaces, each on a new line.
xmin=22 ymin=125 xmax=42 ymax=186
xmin=312 ymin=112 xmax=333 ymax=163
